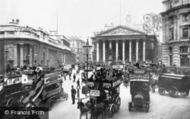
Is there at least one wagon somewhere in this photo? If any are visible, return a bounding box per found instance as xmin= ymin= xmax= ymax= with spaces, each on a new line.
xmin=158 ymin=73 xmax=190 ymax=97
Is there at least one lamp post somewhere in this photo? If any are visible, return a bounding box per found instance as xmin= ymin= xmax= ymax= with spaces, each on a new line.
xmin=83 ymin=38 xmax=92 ymax=80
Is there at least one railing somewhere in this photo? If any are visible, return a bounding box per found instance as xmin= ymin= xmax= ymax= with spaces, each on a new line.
xmin=0 ymin=32 xmax=71 ymax=51
xmin=182 ymin=0 xmax=190 ymax=4
xmin=163 ymin=0 xmax=190 ymax=12
xmin=0 ymin=32 xmax=38 ymax=39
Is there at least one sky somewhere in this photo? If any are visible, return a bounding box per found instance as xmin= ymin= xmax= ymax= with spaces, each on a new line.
xmin=0 ymin=0 xmax=163 ymax=40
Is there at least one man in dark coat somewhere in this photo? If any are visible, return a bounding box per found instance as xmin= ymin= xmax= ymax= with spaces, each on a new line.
xmin=77 ymin=79 xmax=80 ymax=89
xmin=71 ymin=85 xmax=76 ymax=104
xmin=73 ymin=74 xmax=76 ymax=82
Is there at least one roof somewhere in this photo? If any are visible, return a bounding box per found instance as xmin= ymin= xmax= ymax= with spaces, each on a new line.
xmin=94 ymin=25 xmax=146 ymax=37
xmin=130 ymin=79 xmax=149 ymax=82
xmin=160 ymin=73 xmax=186 ymax=80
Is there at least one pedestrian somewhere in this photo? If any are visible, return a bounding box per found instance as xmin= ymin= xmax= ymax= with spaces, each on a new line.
xmin=77 ymin=87 xmax=80 ymax=98
xmin=77 ymin=79 xmax=80 ymax=89
xmin=73 ymin=73 xmax=76 ymax=82
xmin=69 ymin=69 xmax=72 ymax=80
xmin=71 ymin=85 xmax=76 ymax=104
xmin=6 ymin=64 xmax=11 ymax=74
xmin=64 ymin=73 xmax=67 ymax=81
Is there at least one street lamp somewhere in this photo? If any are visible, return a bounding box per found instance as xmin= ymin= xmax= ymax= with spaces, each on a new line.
xmin=83 ymin=38 xmax=92 ymax=80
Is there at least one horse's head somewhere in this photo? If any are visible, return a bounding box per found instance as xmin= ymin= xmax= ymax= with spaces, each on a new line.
xmin=77 ymin=101 xmax=84 ymax=109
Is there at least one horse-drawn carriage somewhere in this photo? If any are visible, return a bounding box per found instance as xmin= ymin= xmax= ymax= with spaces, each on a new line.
xmin=78 ymin=67 xmax=122 ymax=119
xmin=158 ymin=73 xmax=190 ymax=97
xmin=128 ymin=68 xmax=150 ymax=112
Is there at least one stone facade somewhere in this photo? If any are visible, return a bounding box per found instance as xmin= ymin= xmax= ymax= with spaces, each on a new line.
xmin=91 ymin=25 xmax=158 ymax=63
xmin=69 ymin=37 xmax=86 ymax=63
xmin=161 ymin=0 xmax=190 ymax=67
xmin=0 ymin=24 xmax=75 ymax=75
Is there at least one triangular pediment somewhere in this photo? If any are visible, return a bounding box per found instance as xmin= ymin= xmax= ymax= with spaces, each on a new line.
xmin=97 ymin=25 xmax=146 ymax=36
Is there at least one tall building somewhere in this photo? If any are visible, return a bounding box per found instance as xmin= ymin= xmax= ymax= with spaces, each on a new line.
xmin=161 ymin=0 xmax=190 ymax=67
xmin=68 ymin=37 xmax=85 ymax=63
xmin=0 ymin=20 xmax=75 ymax=75
xmin=91 ymin=25 xmax=158 ymax=63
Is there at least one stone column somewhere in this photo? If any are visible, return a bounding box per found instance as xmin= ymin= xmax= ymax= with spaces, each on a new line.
xmin=136 ymin=40 xmax=139 ymax=62
xmin=96 ymin=41 xmax=99 ymax=62
xmin=122 ymin=40 xmax=125 ymax=63
xmin=109 ymin=40 xmax=112 ymax=49
xmin=143 ymin=41 xmax=146 ymax=61
xmin=116 ymin=40 xmax=118 ymax=62
xmin=129 ymin=40 xmax=132 ymax=62
xmin=13 ymin=44 xmax=18 ymax=67
xmin=20 ymin=44 xmax=24 ymax=66
xmin=29 ymin=45 xmax=33 ymax=66
xmin=103 ymin=41 xmax=105 ymax=62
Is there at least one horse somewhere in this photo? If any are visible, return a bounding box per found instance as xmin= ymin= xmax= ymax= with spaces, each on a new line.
xmin=91 ymin=102 xmax=106 ymax=119
xmin=77 ymin=100 xmax=91 ymax=119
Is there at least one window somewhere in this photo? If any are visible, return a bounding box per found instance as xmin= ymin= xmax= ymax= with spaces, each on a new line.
xmin=7 ymin=31 xmax=15 ymax=35
xmin=180 ymin=55 xmax=190 ymax=66
xmin=182 ymin=28 xmax=188 ymax=38
xmin=0 ymin=32 xmax=4 ymax=35
xmin=174 ymin=0 xmax=179 ymax=4
xmin=169 ymin=28 xmax=174 ymax=41
xmin=169 ymin=47 xmax=173 ymax=54
xmin=170 ymin=55 xmax=173 ymax=66
xmin=182 ymin=14 xmax=188 ymax=21
xmin=180 ymin=46 xmax=188 ymax=53
xmin=169 ymin=17 xmax=174 ymax=25
xmin=183 ymin=0 xmax=189 ymax=4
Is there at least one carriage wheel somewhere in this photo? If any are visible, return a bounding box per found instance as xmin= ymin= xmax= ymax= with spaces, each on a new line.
xmin=115 ymin=97 xmax=121 ymax=112
xmin=107 ymin=106 xmax=114 ymax=117
xmin=48 ymin=99 xmax=54 ymax=110
xmin=128 ymin=102 xmax=132 ymax=112
xmin=145 ymin=103 xmax=149 ymax=113
xmin=6 ymin=99 xmax=14 ymax=107
xmin=158 ymin=87 xmax=165 ymax=95
xmin=169 ymin=87 xmax=178 ymax=97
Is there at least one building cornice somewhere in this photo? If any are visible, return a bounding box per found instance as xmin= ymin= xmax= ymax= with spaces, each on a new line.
xmin=161 ymin=4 xmax=190 ymax=16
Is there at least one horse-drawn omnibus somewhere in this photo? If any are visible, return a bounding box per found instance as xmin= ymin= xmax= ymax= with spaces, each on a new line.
xmin=158 ymin=73 xmax=190 ymax=97
xmin=78 ymin=67 xmax=122 ymax=119
xmin=39 ymin=70 xmax=68 ymax=110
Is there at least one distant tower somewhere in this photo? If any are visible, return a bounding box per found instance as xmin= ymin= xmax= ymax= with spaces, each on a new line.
xmin=126 ymin=12 xmax=132 ymax=26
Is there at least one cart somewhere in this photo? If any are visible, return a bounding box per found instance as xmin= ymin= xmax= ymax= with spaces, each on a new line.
xmin=158 ymin=73 xmax=190 ymax=97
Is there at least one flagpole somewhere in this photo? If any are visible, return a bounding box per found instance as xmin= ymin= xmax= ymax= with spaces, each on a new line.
xmin=56 ymin=7 xmax=58 ymax=35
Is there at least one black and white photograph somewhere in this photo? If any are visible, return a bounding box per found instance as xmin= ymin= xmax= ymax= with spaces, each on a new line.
xmin=0 ymin=0 xmax=190 ymax=119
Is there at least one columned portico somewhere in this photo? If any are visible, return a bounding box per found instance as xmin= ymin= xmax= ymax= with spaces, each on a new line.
xmin=109 ymin=40 xmax=112 ymax=49
xmin=116 ymin=40 xmax=118 ymax=62
xmin=129 ymin=40 xmax=132 ymax=62
xmin=20 ymin=43 xmax=24 ymax=66
xmin=96 ymin=41 xmax=99 ymax=62
xmin=29 ymin=45 xmax=33 ymax=66
xmin=122 ymin=40 xmax=125 ymax=63
xmin=13 ymin=44 xmax=18 ymax=67
xmin=103 ymin=41 xmax=105 ymax=62
xmin=143 ymin=41 xmax=146 ymax=61
xmin=136 ymin=41 xmax=139 ymax=62
xmin=92 ymin=25 xmax=157 ymax=63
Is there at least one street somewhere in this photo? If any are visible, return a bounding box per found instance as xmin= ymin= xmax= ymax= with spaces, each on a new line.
xmin=49 ymin=69 xmax=190 ymax=119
